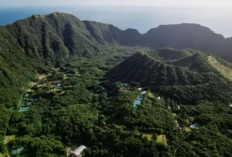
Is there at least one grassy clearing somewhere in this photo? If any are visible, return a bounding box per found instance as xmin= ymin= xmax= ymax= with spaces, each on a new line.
xmin=142 ymin=133 xmax=153 ymax=141
xmin=8 ymin=135 xmax=15 ymax=141
xmin=184 ymin=127 xmax=191 ymax=133
xmin=0 ymin=153 xmax=6 ymax=157
xmin=172 ymin=113 xmax=177 ymax=120
xmin=147 ymin=91 xmax=155 ymax=99
xmin=157 ymin=135 xmax=167 ymax=146
xmin=64 ymin=74 xmax=68 ymax=79
xmin=208 ymin=56 xmax=232 ymax=81
xmin=0 ymin=136 xmax=8 ymax=157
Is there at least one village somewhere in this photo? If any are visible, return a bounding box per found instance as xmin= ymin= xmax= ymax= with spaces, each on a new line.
xmin=1 ymin=62 xmax=207 ymax=157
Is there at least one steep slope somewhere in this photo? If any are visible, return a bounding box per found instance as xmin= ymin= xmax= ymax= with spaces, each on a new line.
xmin=83 ymin=21 xmax=141 ymax=46
xmin=107 ymin=49 xmax=232 ymax=103
xmin=171 ymin=53 xmax=215 ymax=72
xmin=1 ymin=13 xmax=232 ymax=157
xmin=3 ymin=12 xmax=101 ymax=64
xmin=1 ymin=12 xmax=232 ymax=106
xmin=107 ymin=50 xmax=215 ymax=86
xmin=0 ymin=26 xmax=43 ymax=107
xmin=0 ymin=12 xmax=107 ymax=107
xmin=208 ymin=56 xmax=232 ymax=81
xmin=2 ymin=13 xmax=232 ymax=63
xmin=83 ymin=22 xmax=232 ymax=62
xmin=139 ymin=24 xmax=232 ymax=62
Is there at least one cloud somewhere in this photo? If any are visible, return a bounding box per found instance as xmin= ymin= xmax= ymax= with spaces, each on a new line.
xmin=1 ymin=0 xmax=232 ymax=8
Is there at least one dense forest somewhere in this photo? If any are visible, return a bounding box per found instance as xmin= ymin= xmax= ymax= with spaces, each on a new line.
xmin=0 ymin=12 xmax=232 ymax=157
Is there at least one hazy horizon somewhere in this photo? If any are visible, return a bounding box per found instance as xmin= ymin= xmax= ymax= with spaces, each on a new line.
xmin=1 ymin=0 xmax=232 ymax=37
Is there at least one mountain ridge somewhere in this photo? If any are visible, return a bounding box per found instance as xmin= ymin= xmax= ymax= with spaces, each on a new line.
xmin=1 ymin=12 xmax=232 ymax=157
xmin=83 ymin=17 xmax=232 ymax=62
xmin=1 ymin=12 xmax=232 ymax=106
xmin=1 ymin=12 xmax=232 ymax=62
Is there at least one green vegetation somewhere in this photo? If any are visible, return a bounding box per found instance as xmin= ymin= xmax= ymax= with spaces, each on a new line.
xmin=0 ymin=12 xmax=232 ymax=157
xmin=108 ymin=50 xmax=232 ymax=104
xmin=156 ymin=135 xmax=167 ymax=146
xmin=156 ymin=48 xmax=192 ymax=61
xmin=208 ymin=55 xmax=232 ymax=81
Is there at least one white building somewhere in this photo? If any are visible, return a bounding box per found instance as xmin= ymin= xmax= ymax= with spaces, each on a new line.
xmin=142 ymin=91 xmax=147 ymax=95
xmin=70 ymin=145 xmax=86 ymax=157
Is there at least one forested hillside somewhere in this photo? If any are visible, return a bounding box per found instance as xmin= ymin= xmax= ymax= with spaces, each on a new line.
xmin=82 ymin=21 xmax=232 ymax=62
xmin=138 ymin=24 xmax=232 ymax=62
xmin=107 ymin=48 xmax=232 ymax=103
xmin=0 ymin=12 xmax=232 ymax=157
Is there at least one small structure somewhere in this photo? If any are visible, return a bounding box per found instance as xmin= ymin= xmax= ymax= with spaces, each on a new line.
xmin=25 ymin=93 xmax=31 ymax=98
xmin=141 ymin=91 xmax=147 ymax=95
xmin=133 ymin=91 xmax=147 ymax=107
xmin=229 ymin=104 xmax=232 ymax=108
xmin=157 ymin=96 xmax=161 ymax=100
xmin=175 ymin=120 xmax=179 ymax=128
xmin=27 ymin=102 xmax=33 ymax=106
xmin=122 ymin=82 xmax=130 ymax=87
xmin=177 ymin=106 xmax=181 ymax=110
xmin=11 ymin=147 xmax=24 ymax=155
xmin=97 ymin=80 xmax=103 ymax=85
xmin=133 ymin=97 xmax=143 ymax=107
xmin=34 ymin=97 xmax=40 ymax=102
xmin=138 ymin=87 xmax=142 ymax=91
xmin=190 ymin=123 xmax=200 ymax=129
xmin=55 ymin=83 xmax=62 ymax=88
xmin=19 ymin=107 xmax=30 ymax=112
xmin=69 ymin=145 xmax=86 ymax=157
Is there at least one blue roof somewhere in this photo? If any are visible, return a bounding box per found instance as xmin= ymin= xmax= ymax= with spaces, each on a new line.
xmin=190 ymin=123 xmax=200 ymax=129
xmin=19 ymin=107 xmax=30 ymax=112
xmin=11 ymin=147 xmax=24 ymax=155
xmin=123 ymin=82 xmax=130 ymax=87
xmin=34 ymin=97 xmax=39 ymax=102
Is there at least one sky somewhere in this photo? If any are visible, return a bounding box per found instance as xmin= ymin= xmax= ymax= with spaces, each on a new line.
xmin=0 ymin=0 xmax=232 ymax=37
xmin=1 ymin=0 xmax=232 ymax=7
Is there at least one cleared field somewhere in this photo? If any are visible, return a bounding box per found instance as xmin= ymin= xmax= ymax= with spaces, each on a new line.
xmin=142 ymin=133 xmax=153 ymax=141
xmin=157 ymin=135 xmax=167 ymax=146
xmin=184 ymin=127 xmax=191 ymax=133
xmin=208 ymin=56 xmax=232 ymax=81
xmin=147 ymin=91 xmax=155 ymax=99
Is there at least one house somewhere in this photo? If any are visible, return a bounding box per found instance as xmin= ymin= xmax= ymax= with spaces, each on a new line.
xmin=122 ymin=82 xmax=130 ymax=87
xmin=138 ymin=87 xmax=142 ymax=91
xmin=69 ymin=145 xmax=86 ymax=157
xmin=190 ymin=123 xmax=200 ymax=129
xmin=141 ymin=91 xmax=147 ymax=95
xmin=55 ymin=83 xmax=62 ymax=88
xmin=11 ymin=147 xmax=24 ymax=155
